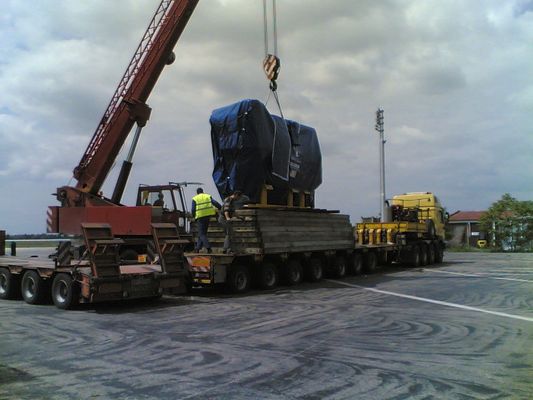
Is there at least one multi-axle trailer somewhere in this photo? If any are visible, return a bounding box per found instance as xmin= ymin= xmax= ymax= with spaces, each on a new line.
xmin=0 ymin=223 xmax=188 ymax=309
xmin=187 ymin=197 xmax=445 ymax=294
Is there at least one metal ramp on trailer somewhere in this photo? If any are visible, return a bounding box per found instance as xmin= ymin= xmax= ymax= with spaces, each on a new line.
xmin=81 ymin=223 xmax=124 ymax=278
xmin=149 ymin=223 xmax=190 ymax=274
xmin=79 ymin=222 xmax=188 ymax=302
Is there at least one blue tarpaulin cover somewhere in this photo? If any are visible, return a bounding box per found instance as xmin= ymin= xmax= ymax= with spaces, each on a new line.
xmin=210 ymin=99 xmax=322 ymax=203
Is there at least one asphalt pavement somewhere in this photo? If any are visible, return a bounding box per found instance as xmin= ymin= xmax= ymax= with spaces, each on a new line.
xmin=1 ymin=252 xmax=531 ymax=399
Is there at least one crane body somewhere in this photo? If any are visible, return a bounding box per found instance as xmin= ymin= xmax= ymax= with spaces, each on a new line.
xmin=48 ymin=0 xmax=199 ymax=243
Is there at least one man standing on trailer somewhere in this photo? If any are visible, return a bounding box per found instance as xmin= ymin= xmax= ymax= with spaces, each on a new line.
xmin=191 ymin=188 xmax=221 ymax=253
xmin=220 ymin=190 xmax=250 ymax=254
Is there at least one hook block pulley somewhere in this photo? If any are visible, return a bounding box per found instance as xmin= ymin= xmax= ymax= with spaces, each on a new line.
xmin=263 ymin=54 xmax=280 ymax=91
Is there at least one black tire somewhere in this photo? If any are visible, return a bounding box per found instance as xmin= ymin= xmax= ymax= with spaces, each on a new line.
xmin=427 ymin=244 xmax=436 ymax=265
xmin=51 ymin=273 xmax=80 ymax=309
xmin=21 ymin=270 xmax=50 ymax=305
xmin=420 ymin=245 xmax=428 ymax=266
xmin=149 ymin=292 xmax=164 ymax=300
xmin=258 ymin=261 xmax=278 ymax=290
xmin=184 ymin=271 xmax=193 ymax=294
xmin=305 ymin=257 xmax=323 ymax=282
xmin=284 ymin=259 xmax=303 ymax=286
xmin=380 ymin=251 xmax=394 ymax=267
xmin=363 ymin=252 xmax=377 ymax=273
xmin=347 ymin=253 xmax=363 ymax=275
xmin=434 ymin=243 xmax=444 ymax=263
xmin=329 ymin=255 xmax=347 ymax=278
xmin=226 ymin=264 xmax=251 ymax=294
xmin=0 ymin=268 xmax=21 ymax=300
xmin=408 ymin=246 xmax=421 ymax=268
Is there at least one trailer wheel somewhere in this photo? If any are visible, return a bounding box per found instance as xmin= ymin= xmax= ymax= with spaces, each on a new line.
xmin=427 ymin=244 xmax=436 ymax=265
xmin=305 ymin=257 xmax=323 ymax=282
xmin=363 ymin=252 xmax=377 ymax=273
xmin=407 ymin=246 xmax=421 ymax=268
xmin=21 ymin=270 xmax=50 ymax=305
xmin=379 ymin=251 xmax=394 ymax=266
xmin=258 ymin=261 xmax=278 ymax=290
xmin=420 ymin=245 xmax=428 ymax=266
xmin=0 ymin=268 xmax=21 ymax=300
xmin=284 ymin=259 xmax=303 ymax=286
xmin=434 ymin=243 xmax=444 ymax=263
xmin=184 ymin=271 xmax=193 ymax=294
xmin=348 ymin=253 xmax=363 ymax=275
xmin=51 ymin=273 xmax=80 ymax=309
xmin=226 ymin=264 xmax=251 ymax=294
xmin=330 ymin=255 xmax=347 ymax=278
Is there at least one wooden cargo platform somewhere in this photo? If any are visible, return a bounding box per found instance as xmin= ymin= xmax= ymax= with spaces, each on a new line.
xmin=201 ymin=207 xmax=355 ymax=255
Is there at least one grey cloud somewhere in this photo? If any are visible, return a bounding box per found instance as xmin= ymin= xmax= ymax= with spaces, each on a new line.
xmin=0 ymin=0 xmax=532 ymax=233
xmin=415 ymin=64 xmax=467 ymax=95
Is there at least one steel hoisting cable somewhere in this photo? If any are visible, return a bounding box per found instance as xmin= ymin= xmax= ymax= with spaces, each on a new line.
xmin=263 ymin=0 xmax=269 ymax=58
xmin=272 ymin=0 xmax=278 ymax=56
xmin=272 ymin=88 xmax=285 ymax=120
xmin=262 ymin=0 xmax=286 ymax=181
xmin=262 ymin=0 xmax=284 ymax=119
xmin=263 ymin=0 xmax=278 ymax=57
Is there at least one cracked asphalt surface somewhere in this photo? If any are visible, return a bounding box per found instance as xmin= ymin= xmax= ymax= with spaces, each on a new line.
xmin=1 ymin=252 xmax=532 ymax=399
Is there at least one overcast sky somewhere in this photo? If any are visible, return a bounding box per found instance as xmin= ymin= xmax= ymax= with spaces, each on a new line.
xmin=1 ymin=0 xmax=532 ymax=234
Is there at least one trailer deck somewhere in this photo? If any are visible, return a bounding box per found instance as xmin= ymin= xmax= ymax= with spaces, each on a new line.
xmin=0 ymin=223 xmax=188 ymax=308
xmin=185 ymin=206 xmax=445 ymax=292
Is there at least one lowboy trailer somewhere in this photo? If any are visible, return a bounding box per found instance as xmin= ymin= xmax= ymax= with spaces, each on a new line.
xmin=186 ymin=193 xmax=446 ymax=294
xmin=0 ymin=223 xmax=188 ymax=309
xmin=187 ymin=207 xmax=355 ymax=293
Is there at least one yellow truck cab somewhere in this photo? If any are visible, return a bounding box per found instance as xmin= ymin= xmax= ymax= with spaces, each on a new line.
xmin=355 ymin=192 xmax=447 ymax=268
xmin=391 ymin=192 xmax=447 ymax=240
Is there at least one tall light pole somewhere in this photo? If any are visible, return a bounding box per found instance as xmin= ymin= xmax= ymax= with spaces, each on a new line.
xmin=375 ymin=108 xmax=387 ymax=221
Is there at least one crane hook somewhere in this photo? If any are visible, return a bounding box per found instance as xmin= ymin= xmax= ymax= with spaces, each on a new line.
xmin=263 ymin=54 xmax=280 ymax=91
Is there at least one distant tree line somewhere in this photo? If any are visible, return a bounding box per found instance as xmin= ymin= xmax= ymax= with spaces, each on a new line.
xmin=480 ymin=193 xmax=533 ymax=252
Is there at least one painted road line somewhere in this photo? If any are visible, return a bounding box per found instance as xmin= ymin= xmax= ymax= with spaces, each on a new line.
xmin=450 ymin=264 xmax=532 ymax=272
xmin=426 ymin=269 xmax=531 ymax=283
xmin=484 ymin=271 xmax=533 ymax=275
xmin=327 ymin=279 xmax=533 ymax=323
xmin=484 ymin=273 xmax=533 ymax=276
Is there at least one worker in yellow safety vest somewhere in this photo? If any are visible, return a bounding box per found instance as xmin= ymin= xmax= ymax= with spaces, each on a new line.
xmin=191 ymin=188 xmax=221 ymax=253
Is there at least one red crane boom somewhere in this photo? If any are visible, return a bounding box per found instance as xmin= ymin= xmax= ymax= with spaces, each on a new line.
xmin=49 ymin=0 xmax=198 ymax=235
xmin=69 ymin=0 xmax=198 ymax=201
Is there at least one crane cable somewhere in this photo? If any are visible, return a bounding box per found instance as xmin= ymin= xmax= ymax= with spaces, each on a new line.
xmin=263 ymin=0 xmax=278 ymax=58
xmin=262 ymin=0 xmax=284 ymax=119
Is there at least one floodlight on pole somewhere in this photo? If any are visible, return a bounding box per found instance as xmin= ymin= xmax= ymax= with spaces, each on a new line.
xmin=375 ymin=108 xmax=387 ymax=221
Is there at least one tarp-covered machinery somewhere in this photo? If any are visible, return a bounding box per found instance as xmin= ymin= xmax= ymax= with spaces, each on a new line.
xmin=210 ymin=99 xmax=322 ymax=207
